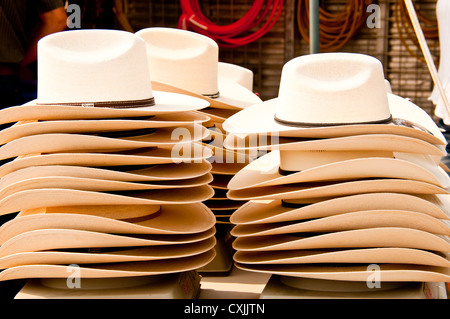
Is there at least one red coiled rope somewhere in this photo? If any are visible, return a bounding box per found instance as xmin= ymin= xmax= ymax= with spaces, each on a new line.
xmin=178 ymin=0 xmax=284 ymax=48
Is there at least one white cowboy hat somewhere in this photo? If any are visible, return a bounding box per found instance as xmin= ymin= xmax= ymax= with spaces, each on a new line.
xmin=222 ymin=53 xmax=445 ymax=146
xmin=0 ymin=29 xmax=211 ymax=125
xmin=230 ymin=193 xmax=450 ymax=225
xmin=135 ymin=27 xmax=261 ymax=110
xmin=0 ymin=162 xmax=212 ymax=188
xmin=226 ymin=150 xmax=450 ymax=190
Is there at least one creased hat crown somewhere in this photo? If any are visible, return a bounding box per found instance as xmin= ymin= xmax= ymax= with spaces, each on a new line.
xmin=275 ymin=53 xmax=392 ymax=126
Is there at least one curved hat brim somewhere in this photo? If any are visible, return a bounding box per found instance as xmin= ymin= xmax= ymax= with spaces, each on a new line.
xmin=0 ymin=249 xmax=216 ymax=281
xmin=230 ymin=193 xmax=450 ymax=225
xmin=0 ymin=91 xmax=210 ymax=126
xmin=227 ymin=150 xmax=450 ymax=190
xmin=0 ymin=202 xmax=216 ymax=244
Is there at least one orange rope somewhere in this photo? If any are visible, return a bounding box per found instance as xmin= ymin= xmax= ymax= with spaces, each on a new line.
xmin=296 ymin=0 xmax=372 ymax=52
xmin=394 ymin=0 xmax=439 ymax=63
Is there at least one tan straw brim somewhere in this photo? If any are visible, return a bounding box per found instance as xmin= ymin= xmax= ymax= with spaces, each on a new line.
xmin=0 ymin=145 xmax=212 ymax=178
xmin=0 ymin=91 xmax=210 ymax=125
xmin=0 ymin=249 xmax=215 ymax=281
xmin=0 ymin=125 xmax=209 ymax=161
xmin=231 ymin=210 xmax=450 ymax=236
xmin=0 ymin=111 xmax=210 ymax=145
xmin=0 ymin=186 xmax=214 ymax=217
xmin=222 ymin=93 xmax=445 ymax=146
xmin=228 ymin=150 xmax=450 ymax=190
xmin=0 ymin=237 xmax=216 ymax=269
xmin=232 ymin=227 xmax=450 ymax=252
xmin=227 ymin=179 xmax=449 ymax=201
xmin=234 ymin=247 xmax=450 ymax=267
xmin=0 ymin=202 xmax=216 ymax=244
xmin=235 ymin=262 xmax=450 ymax=282
xmin=230 ymin=193 xmax=450 ymax=225
xmin=0 ymin=226 xmax=216 ymax=257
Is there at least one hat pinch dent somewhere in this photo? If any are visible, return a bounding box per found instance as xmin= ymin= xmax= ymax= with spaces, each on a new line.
xmin=36 ymin=97 xmax=156 ymax=109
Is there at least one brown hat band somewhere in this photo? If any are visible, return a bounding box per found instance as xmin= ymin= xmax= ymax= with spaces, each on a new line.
xmin=37 ymin=97 xmax=155 ymax=109
xmin=274 ymin=114 xmax=393 ymax=127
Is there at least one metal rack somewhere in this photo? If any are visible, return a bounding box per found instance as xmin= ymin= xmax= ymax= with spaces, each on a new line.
xmin=124 ymin=0 xmax=440 ymax=120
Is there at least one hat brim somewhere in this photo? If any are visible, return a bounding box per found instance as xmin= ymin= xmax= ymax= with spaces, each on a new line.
xmin=0 ymin=91 xmax=210 ymax=126
xmin=0 ymin=111 xmax=210 ymax=145
xmin=232 ymin=227 xmax=450 ymax=252
xmin=222 ymin=93 xmax=445 ymax=146
xmin=152 ymin=80 xmax=261 ymax=111
xmin=0 ymin=125 xmax=209 ymax=161
xmin=0 ymin=145 xmax=212 ymax=178
xmin=230 ymin=193 xmax=450 ymax=225
xmin=0 ymin=237 xmax=216 ymax=269
xmin=224 ymin=133 xmax=446 ymax=156
xmin=0 ymin=161 xmax=212 ymax=187
xmin=0 ymin=249 xmax=215 ymax=281
xmin=0 ymin=202 xmax=216 ymax=244
xmin=0 ymin=186 xmax=214 ymax=217
xmin=235 ymin=262 xmax=450 ymax=282
xmin=227 ymin=179 xmax=449 ymax=201
xmin=231 ymin=210 xmax=450 ymax=237
xmin=234 ymin=247 xmax=450 ymax=267
xmin=227 ymin=150 xmax=450 ymax=190
xmin=0 ymin=226 xmax=216 ymax=257
xmin=0 ymin=173 xmax=213 ymax=199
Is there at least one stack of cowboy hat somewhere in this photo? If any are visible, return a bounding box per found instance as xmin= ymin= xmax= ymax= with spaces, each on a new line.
xmin=135 ymin=27 xmax=262 ymax=274
xmin=222 ymin=52 xmax=450 ymax=293
xmin=0 ymin=29 xmax=218 ymax=289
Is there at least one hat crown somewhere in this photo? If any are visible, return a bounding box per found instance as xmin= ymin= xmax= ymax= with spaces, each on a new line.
xmin=275 ymin=53 xmax=391 ymax=125
xmin=37 ymin=29 xmax=154 ymax=104
xmin=136 ymin=27 xmax=219 ymax=96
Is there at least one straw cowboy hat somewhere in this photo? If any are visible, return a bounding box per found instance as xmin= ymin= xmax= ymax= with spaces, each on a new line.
xmin=135 ymin=27 xmax=261 ymax=111
xmin=0 ymin=186 xmax=214 ymax=217
xmin=222 ymin=53 xmax=445 ymax=145
xmin=0 ymin=249 xmax=216 ymax=282
xmin=230 ymin=193 xmax=450 ymax=225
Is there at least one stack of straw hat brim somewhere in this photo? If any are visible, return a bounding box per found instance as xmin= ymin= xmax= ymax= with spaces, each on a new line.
xmin=223 ymin=52 xmax=450 ymax=285
xmin=0 ymin=29 xmax=218 ymax=283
